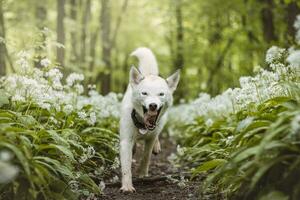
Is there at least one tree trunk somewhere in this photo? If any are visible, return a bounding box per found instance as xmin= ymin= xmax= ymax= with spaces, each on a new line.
xmin=57 ymin=0 xmax=65 ymax=66
xmin=0 ymin=0 xmax=6 ymax=76
xmin=80 ymin=0 xmax=91 ymax=63
xmin=111 ymin=0 xmax=129 ymax=49
xmin=173 ymin=0 xmax=184 ymax=101
xmin=34 ymin=0 xmax=47 ymax=68
xmin=89 ymin=26 xmax=99 ymax=72
xmin=286 ymin=1 xmax=300 ymax=43
xmin=98 ymin=0 xmax=129 ymax=94
xmin=206 ymin=37 xmax=235 ymax=94
xmin=99 ymin=0 xmax=111 ymax=94
xmin=260 ymin=0 xmax=277 ymax=43
xmin=70 ymin=0 xmax=78 ymax=63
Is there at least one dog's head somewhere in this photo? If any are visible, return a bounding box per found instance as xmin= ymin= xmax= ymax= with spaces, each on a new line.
xmin=130 ymin=67 xmax=180 ymax=131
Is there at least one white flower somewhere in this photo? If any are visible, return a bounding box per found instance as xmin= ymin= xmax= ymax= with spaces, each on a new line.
xmin=45 ymin=68 xmax=63 ymax=80
xmin=86 ymin=146 xmax=95 ymax=158
xmin=74 ymin=84 xmax=84 ymax=94
xmin=205 ymin=118 xmax=214 ymax=127
xmin=287 ymin=50 xmax=300 ymax=68
xmin=111 ymin=175 xmax=119 ymax=183
xmin=78 ymin=154 xmax=88 ymax=163
xmin=63 ymin=104 xmax=73 ymax=115
xmin=87 ymin=112 xmax=97 ymax=125
xmin=49 ymin=116 xmax=58 ymax=124
xmin=69 ymin=180 xmax=79 ymax=192
xmin=265 ymin=46 xmax=285 ymax=64
xmin=66 ymin=73 xmax=84 ymax=86
xmin=176 ymin=145 xmax=185 ymax=156
xmin=78 ymin=111 xmax=87 ymax=119
xmin=0 ymin=150 xmax=13 ymax=161
xmin=111 ymin=157 xmax=120 ymax=170
xmin=0 ymin=161 xmax=18 ymax=183
xmin=12 ymin=94 xmax=25 ymax=102
xmin=99 ymin=181 xmax=105 ymax=191
xmin=291 ymin=114 xmax=300 ymax=134
xmin=40 ymin=58 xmax=51 ymax=67
xmin=39 ymin=103 xmax=51 ymax=111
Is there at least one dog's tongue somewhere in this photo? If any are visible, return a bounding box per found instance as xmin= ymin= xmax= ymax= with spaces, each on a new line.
xmin=144 ymin=110 xmax=158 ymax=128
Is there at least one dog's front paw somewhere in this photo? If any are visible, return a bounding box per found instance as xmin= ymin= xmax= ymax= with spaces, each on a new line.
xmin=120 ymin=184 xmax=136 ymax=193
xmin=152 ymin=139 xmax=161 ymax=155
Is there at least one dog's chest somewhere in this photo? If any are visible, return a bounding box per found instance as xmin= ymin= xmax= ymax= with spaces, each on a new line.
xmin=135 ymin=127 xmax=160 ymax=140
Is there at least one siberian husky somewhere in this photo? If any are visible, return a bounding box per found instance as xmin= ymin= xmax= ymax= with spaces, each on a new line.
xmin=119 ymin=47 xmax=180 ymax=192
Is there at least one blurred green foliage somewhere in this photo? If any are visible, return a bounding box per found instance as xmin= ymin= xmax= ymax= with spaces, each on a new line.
xmin=0 ymin=0 xmax=299 ymax=99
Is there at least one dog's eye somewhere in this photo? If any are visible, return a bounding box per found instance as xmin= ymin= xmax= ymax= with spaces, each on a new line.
xmin=141 ymin=92 xmax=148 ymax=96
xmin=159 ymin=92 xmax=165 ymax=97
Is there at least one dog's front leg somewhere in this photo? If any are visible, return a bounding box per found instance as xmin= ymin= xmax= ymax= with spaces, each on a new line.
xmin=119 ymin=122 xmax=136 ymax=192
xmin=138 ymin=137 xmax=156 ymax=177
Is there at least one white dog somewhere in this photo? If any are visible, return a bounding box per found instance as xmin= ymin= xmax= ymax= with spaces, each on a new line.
xmin=119 ymin=47 xmax=180 ymax=192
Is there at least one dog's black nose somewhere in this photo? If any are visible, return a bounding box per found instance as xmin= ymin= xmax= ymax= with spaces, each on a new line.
xmin=149 ymin=103 xmax=158 ymax=111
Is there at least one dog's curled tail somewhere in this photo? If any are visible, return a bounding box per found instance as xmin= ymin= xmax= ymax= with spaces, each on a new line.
xmin=130 ymin=47 xmax=159 ymax=76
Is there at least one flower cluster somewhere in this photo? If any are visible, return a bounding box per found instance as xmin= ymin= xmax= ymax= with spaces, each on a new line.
xmin=0 ymin=52 xmax=121 ymax=124
xmin=169 ymin=42 xmax=300 ymax=129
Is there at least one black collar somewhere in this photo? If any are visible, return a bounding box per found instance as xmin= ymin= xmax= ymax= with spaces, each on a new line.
xmin=131 ymin=109 xmax=146 ymax=130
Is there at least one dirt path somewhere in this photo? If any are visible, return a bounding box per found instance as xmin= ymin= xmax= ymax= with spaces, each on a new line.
xmin=101 ymin=137 xmax=201 ymax=200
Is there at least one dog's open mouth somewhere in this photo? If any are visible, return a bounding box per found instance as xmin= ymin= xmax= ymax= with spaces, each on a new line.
xmin=142 ymin=106 xmax=162 ymax=131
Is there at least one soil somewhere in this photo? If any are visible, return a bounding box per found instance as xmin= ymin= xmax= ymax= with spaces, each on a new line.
xmin=101 ymin=137 xmax=202 ymax=200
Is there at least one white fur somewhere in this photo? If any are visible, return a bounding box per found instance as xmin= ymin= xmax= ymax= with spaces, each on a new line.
xmin=119 ymin=47 xmax=180 ymax=193
xmin=130 ymin=47 xmax=159 ymax=76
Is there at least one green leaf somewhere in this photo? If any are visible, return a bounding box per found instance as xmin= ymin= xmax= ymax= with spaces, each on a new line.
xmin=0 ymin=90 xmax=9 ymax=107
xmin=0 ymin=141 xmax=31 ymax=178
xmin=258 ymin=190 xmax=288 ymax=200
xmin=78 ymin=174 xmax=101 ymax=194
xmin=37 ymin=144 xmax=75 ymax=161
xmin=192 ymin=159 xmax=227 ymax=176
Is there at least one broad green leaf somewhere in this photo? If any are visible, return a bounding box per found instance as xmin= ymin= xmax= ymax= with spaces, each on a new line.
xmin=0 ymin=91 xmax=9 ymax=107
xmin=192 ymin=159 xmax=227 ymax=175
xmin=259 ymin=190 xmax=288 ymax=200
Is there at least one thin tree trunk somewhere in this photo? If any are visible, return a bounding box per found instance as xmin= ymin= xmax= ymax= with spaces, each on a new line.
xmin=110 ymin=0 xmax=129 ymax=48
xmin=89 ymin=26 xmax=99 ymax=72
xmin=207 ymin=37 xmax=235 ymax=94
xmin=122 ymin=52 xmax=129 ymax=92
xmin=173 ymin=0 xmax=184 ymax=101
xmin=35 ymin=1 xmax=47 ymax=68
xmin=98 ymin=0 xmax=129 ymax=94
xmin=57 ymin=0 xmax=65 ymax=66
xmin=286 ymin=1 xmax=300 ymax=44
xmin=260 ymin=0 xmax=277 ymax=43
xmin=174 ymin=0 xmax=184 ymax=69
xmin=70 ymin=0 xmax=78 ymax=62
xmin=80 ymin=0 xmax=91 ymax=63
xmin=0 ymin=0 xmax=6 ymax=76
xmin=99 ymin=0 xmax=111 ymax=94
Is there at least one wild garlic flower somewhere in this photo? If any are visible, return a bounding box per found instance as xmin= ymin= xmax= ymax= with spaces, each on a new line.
xmin=287 ymin=50 xmax=300 ymax=68
xmin=66 ymin=73 xmax=84 ymax=86
xmin=78 ymin=111 xmax=87 ymax=119
xmin=63 ymin=104 xmax=74 ymax=115
xmin=99 ymin=181 xmax=105 ymax=191
xmin=291 ymin=114 xmax=300 ymax=134
xmin=265 ymin=46 xmax=285 ymax=64
xmin=0 ymin=161 xmax=19 ymax=184
xmin=169 ymin=44 xmax=296 ymax=128
xmin=40 ymin=58 xmax=51 ymax=67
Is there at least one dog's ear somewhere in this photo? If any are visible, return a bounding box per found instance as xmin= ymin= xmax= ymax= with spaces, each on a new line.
xmin=166 ymin=69 xmax=180 ymax=92
xmin=130 ymin=66 xmax=144 ymax=85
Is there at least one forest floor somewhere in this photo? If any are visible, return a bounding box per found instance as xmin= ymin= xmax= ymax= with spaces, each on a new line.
xmin=101 ymin=137 xmax=203 ymax=200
